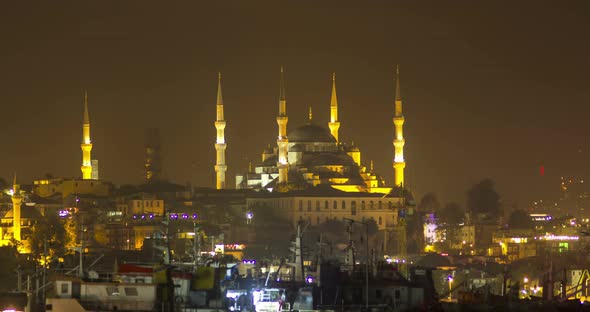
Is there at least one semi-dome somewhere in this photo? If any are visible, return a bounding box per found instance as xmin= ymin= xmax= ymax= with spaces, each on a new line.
xmin=288 ymin=124 xmax=336 ymax=143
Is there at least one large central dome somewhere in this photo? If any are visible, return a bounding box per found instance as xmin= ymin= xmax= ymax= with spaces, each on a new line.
xmin=288 ymin=124 xmax=336 ymax=143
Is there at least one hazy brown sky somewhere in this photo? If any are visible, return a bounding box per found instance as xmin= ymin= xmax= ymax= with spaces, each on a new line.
xmin=1 ymin=1 xmax=589 ymax=207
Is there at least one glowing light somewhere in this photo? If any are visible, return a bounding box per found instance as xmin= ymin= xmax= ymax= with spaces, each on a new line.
xmin=539 ymin=235 xmax=579 ymax=241
xmin=306 ymin=276 xmax=314 ymax=283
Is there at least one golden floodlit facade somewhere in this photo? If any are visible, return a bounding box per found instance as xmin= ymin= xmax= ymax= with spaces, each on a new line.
xmin=236 ymin=68 xmax=405 ymax=194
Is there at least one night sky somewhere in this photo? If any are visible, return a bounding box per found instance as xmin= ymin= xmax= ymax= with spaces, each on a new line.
xmin=1 ymin=1 xmax=589 ymax=208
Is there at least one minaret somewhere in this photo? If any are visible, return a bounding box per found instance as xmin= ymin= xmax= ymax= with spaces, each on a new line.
xmin=276 ymin=66 xmax=289 ymax=185
xmin=328 ymin=73 xmax=340 ymax=142
xmin=393 ymin=65 xmax=406 ymax=187
xmin=214 ymin=72 xmax=228 ymax=189
xmin=11 ymin=174 xmax=22 ymax=242
xmin=80 ymin=92 xmax=93 ymax=180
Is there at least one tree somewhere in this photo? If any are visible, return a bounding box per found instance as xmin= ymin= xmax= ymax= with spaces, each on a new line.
xmin=63 ymin=217 xmax=78 ymax=254
xmin=508 ymin=209 xmax=533 ymax=229
xmin=467 ymin=179 xmax=501 ymax=223
xmin=0 ymin=246 xmax=19 ymax=291
xmin=0 ymin=177 xmax=7 ymax=191
xmin=419 ymin=192 xmax=440 ymax=213
xmin=438 ymin=202 xmax=464 ymax=225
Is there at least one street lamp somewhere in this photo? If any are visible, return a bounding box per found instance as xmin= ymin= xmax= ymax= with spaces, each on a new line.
xmin=448 ymin=276 xmax=454 ymax=301
xmin=246 ymin=212 xmax=253 ymax=224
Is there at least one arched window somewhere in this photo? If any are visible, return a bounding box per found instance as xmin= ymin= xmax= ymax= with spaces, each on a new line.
xmin=317 ymin=216 xmax=320 ymax=225
xmin=378 ymin=201 xmax=382 ymax=209
xmin=361 ymin=201 xmax=365 ymax=210
xmin=351 ymin=201 xmax=357 ymax=216
xmin=379 ymin=216 xmax=382 ymax=225
xmin=342 ymin=201 xmax=346 ymax=209
xmin=324 ymin=200 xmax=329 ymax=209
xmin=307 ymin=200 xmax=312 ymax=212
xmin=316 ymin=200 xmax=320 ymax=211
xmin=369 ymin=201 xmax=374 ymax=209
xmin=299 ymin=200 xmax=303 ymax=212
xmin=333 ymin=201 xmax=338 ymax=209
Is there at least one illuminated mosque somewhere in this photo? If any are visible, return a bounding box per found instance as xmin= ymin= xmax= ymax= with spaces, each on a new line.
xmin=219 ymin=67 xmax=407 ymax=194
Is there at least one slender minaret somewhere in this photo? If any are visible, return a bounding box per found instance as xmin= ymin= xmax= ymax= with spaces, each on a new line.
xmin=276 ymin=66 xmax=289 ymax=185
xmin=393 ymin=65 xmax=406 ymax=187
xmin=214 ymin=72 xmax=228 ymax=189
xmin=11 ymin=174 xmax=22 ymax=242
xmin=328 ymin=73 xmax=340 ymax=142
xmin=80 ymin=92 xmax=93 ymax=180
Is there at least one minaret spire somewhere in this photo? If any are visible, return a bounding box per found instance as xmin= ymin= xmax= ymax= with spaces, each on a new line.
xmin=80 ymin=91 xmax=93 ymax=180
xmin=395 ymin=65 xmax=401 ymax=102
xmin=276 ymin=66 xmax=289 ymax=187
xmin=393 ymin=65 xmax=406 ymax=187
xmin=328 ymin=72 xmax=340 ymax=142
xmin=216 ymin=72 xmax=224 ymax=106
xmin=308 ymin=106 xmax=313 ymax=123
xmin=11 ymin=172 xmax=22 ymax=243
xmin=279 ymin=66 xmax=286 ymax=102
xmin=214 ymin=72 xmax=228 ymax=189
xmin=83 ymin=91 xmax=90 ymax=124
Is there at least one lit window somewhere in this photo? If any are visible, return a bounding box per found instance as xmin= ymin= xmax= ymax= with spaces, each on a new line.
xmin=61 ymin=283 xmax=69 ymax=294
xmin=125 ymin=287 xmax=138 ymax=296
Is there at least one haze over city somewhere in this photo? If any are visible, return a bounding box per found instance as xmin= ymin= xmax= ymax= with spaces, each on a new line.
xmin=1 ymin=1 xmax=589 ymax=206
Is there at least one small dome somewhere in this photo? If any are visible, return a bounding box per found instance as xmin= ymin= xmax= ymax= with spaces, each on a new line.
xmin=288 ymin=124 xmax=336 ymax=143
xmin=263 ymin=145 xmax=274 ymax=154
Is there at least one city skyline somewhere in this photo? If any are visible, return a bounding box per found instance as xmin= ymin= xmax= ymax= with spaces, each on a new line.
xmin=1 ymin=1 xmax=589 ymax=206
